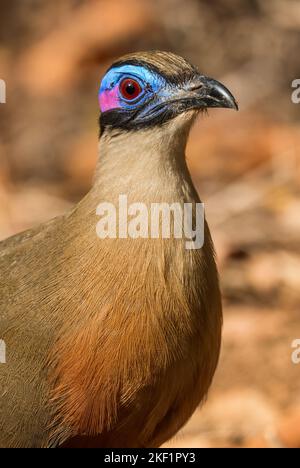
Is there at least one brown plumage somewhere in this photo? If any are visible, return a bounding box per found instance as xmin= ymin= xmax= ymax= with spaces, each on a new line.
xmin=0 ymin=51 xmax=237 ymax=448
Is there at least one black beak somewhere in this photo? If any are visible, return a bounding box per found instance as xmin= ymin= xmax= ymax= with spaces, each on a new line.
xmin=188 ymin=75 xmax=238 ymax=111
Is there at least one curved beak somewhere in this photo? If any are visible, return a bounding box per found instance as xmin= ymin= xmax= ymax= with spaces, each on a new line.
xmin=186 ymin=75 xmax=238 ymax=111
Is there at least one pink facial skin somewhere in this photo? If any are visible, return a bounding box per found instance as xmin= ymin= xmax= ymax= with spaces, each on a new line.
xmin=99 ymin=86 xmax=120 ymax=112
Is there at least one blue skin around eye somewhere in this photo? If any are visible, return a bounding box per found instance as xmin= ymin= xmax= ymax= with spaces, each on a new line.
xmin=99 ymin=64 xmax=169 ymax=110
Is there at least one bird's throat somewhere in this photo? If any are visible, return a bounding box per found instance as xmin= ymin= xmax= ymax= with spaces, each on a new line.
xmin=93 ymin=112 xmax=198 ymax=205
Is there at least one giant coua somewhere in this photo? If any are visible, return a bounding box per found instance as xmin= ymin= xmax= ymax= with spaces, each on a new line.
xmin=0 ymin=51 xmax=238 ymax=448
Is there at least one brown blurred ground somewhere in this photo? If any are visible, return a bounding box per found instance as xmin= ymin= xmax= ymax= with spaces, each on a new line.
xmin=0 ymin=0 xmax=300 ymax=448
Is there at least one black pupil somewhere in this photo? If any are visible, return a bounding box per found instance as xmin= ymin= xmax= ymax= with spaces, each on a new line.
xmin=126 ymin=82 xmax=136 ymax=95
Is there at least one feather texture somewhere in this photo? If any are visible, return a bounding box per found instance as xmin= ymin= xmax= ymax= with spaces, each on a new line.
xmin=0 ymin=53 xmax=223 ymax=448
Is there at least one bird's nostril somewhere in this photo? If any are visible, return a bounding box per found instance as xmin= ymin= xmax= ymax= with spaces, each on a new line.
xmin=188 ymin=83 xmax=204 ymax=91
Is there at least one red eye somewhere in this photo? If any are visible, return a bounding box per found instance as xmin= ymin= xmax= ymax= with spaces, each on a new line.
xmin=120 ymin=78 xmax=142 ymax=100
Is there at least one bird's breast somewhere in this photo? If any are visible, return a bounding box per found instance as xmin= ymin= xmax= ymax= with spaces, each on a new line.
xmin=48 ymin=215 xmax=222 ymax=446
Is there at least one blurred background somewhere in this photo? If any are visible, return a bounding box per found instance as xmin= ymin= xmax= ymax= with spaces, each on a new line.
xmin=0 ymin=0 xmax=300 ymax=448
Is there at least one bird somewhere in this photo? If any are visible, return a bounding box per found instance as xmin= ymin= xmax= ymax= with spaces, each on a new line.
xmin=0 ymin=51 xmax=238 ymax=448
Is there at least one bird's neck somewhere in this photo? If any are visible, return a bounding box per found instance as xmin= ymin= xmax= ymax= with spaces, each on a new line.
xmin=90 ymin=116 xmax=198 ymax=204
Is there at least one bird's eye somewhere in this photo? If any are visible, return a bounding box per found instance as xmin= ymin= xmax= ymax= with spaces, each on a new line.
xmin=119 ymin=78 xmax=142 ymax=100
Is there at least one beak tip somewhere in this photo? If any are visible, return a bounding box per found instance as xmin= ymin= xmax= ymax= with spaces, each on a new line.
xmin=231 ymin=100 xmax=239 ymax=111
xmin=212 ymin=80 xmax=239 ymax=112
xmin=197 ymin=76 xmax=239 ymax=112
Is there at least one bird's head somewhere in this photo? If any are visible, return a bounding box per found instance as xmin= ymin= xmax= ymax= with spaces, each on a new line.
xmin=98 ymin=51 xmax=238 ymax=134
